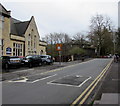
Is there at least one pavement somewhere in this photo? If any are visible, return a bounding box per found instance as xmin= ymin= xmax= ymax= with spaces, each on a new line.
xmin=0 ymin=58 xmax=91 ymax=81
xmin=93 ymin=61 xmax=120 ymax=105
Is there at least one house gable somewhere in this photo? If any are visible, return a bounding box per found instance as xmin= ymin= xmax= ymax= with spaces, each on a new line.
xmin=0 ymin=3 xmax=11 ymax=17
xmin=24 ymin=16 xmax=40 ymax=56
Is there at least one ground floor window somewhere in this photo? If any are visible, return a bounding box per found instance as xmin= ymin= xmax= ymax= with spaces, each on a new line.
xmin=13 ymin=43 xmax=23 ymax=56
xmin=40 ymin=50 xmax=43 ymax=55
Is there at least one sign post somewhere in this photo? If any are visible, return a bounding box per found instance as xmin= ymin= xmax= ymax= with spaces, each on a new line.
xmin=56 ymin=44 xmax=62 ymax=65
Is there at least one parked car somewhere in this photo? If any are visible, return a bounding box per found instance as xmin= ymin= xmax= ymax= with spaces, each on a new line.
xmin=18 ymin=56 xmax=25 ymax=65
xmin=2 ymin=56 xmax=21 ymax=70
xmin=39 ymin=55 xmax=53 ymax=65
xmin=22 ymin=55 xmax=42 ymax=68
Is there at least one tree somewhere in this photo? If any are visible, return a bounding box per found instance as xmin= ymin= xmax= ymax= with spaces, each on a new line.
xmin=68 ymin=46 xmax=86 ymax=55
xmin=73 ymin=33 xmax=86 ymax=48
xmin=88 ymin=14 xmax=114 ymax=56
xmin=42 ymin=32 xmax=71 ymax=57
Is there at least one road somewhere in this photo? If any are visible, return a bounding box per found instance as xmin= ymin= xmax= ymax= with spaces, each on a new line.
xmin=2 ymin=58 xmax=112 ymax=104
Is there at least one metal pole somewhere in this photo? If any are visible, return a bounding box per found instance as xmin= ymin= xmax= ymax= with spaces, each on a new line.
xmin=113 ymin=32 xmax=116 ymax=54
xmin=59 ymin=51 xmax=61 ymax=65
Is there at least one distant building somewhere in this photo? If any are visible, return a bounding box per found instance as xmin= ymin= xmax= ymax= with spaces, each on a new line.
xmin=0 ymin=4 xmax=47 ymax=56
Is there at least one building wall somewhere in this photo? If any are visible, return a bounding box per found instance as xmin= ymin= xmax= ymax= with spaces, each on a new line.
xmin=0 ymin=17 xmax=2 ymax=56
xmin=39 ymin=41 xmax=47 ymax=55
xmin=24 ymin=17 xmax=40 ymax=56
xmin=1 ymin=8 xmax=47 ymax=57
xmin=2 ymin=16 xmax=12 ymax=56
xmin=39 ymin=45 xmax=46 ymax=55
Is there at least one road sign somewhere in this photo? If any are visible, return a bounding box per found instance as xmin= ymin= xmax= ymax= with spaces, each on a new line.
xmin=6 ymin=47 xmax=12 ymax=54
xmin=56 ymin=44 xmax=62 ymax=51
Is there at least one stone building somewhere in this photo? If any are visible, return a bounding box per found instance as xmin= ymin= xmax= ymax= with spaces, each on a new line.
xmin=0 ymin=4 xmax=47 ymax=57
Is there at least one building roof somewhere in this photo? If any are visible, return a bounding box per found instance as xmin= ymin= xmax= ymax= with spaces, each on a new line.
xmin=0 ymin=3 xmax=30 ymax=36
xmin=10 ymin=18 xmax=30 ymax=36
xmin=0 ymin=3 xmax=10 ymax=17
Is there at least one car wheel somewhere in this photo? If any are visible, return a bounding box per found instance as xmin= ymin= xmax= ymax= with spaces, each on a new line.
xmin=39 ymin=62 xmax=42 ymax=66
xmin=48 ymin=62 xmax=51 ymax=65
xmin=44 ymin=61 xmax=47 ymax=65
xmin=29 ymin=63 xmax=32 ymax=68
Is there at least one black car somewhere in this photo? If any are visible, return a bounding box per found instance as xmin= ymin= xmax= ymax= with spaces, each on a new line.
xmin=39 ymin=55 xmax=53 ymax=65
xmin=22 ymin=55 xmax=42 ymax=68
xmin=2 ymin=56 xmax=21 ymax=70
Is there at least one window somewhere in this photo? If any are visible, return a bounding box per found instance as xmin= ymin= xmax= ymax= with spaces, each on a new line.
xmin=40 ymin=50 xmax=43 ymax=55
xmin=28 ymin=34 xmax=31 ymax=41
xmin=34 ymin=35 xmax=36 ymax=48
xmin=28 ymin=41 xmax=30 ymax=47
xmin=0 ymin=15 xmax=4 ymax=29
xmin=13 ymin=43 xmax=23 ymax=56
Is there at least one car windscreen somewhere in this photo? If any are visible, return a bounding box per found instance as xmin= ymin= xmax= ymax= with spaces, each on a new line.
xmin=40 ymin=56 xmax=47 ymax=58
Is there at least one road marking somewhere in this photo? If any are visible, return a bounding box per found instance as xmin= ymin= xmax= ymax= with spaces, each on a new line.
xmin=78 ymin=77 xmax=91 ymax=87
xmin=8 ymin=74 xmax=57 ymax=83
xmin=71 ymin=59 xmax=113 ymax=105
xmin=47 ymin=72 xmax=82 ymax=84
xmin=41 ymin=59 xmax=95 ymax=75
xmin=27 ymin=74 xmax=57 ymax=83
xmin=79 ymin=66 xmax=110 ymax=104
xmin=8 ymin=77 xmax=28 ymax=83
xmin=47 ymin=74 xmax=91 ymax=88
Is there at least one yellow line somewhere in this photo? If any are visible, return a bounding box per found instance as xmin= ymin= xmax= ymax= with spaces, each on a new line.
xmin=79 ymin=60 xmax=112 ymax=104
xmin=71 ymin=59 xmax=113 ymax=105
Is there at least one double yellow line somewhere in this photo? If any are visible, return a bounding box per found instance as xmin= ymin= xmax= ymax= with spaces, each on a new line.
xmin=71 ymin=59 xmax=113 ymax=105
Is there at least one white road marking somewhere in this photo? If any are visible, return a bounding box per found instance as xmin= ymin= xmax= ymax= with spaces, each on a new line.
xmin=8 ymin=74 xmax=57 ymax=83
xmin=8 ymin=77 xmax=28 ymax=83
xmin=76 ymin=75 xmax=82 ymax=78
xmin=47 ymin=74 xmax=91 ymax=88
xmin=27 ymin=74 xmax=57 ymax=83
xmin=47 ymin=72 xmax=82 ymax=84
xmin=78 ymin=77 xmax=91 ymax=87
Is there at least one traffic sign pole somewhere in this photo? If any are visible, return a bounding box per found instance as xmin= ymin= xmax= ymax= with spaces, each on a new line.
xmin=56 ymin=44 xmax=62 ymax=65
xmin=59 ymin=51 xmax=61 ymax=65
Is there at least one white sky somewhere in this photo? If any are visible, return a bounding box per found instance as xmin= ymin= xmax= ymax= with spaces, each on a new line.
xmin=1 ymin=0 xmax=119 ymax=38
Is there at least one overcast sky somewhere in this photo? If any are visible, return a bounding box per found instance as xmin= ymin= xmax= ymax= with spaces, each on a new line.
xmin=1 ymin=0 xmax=119 ymax=38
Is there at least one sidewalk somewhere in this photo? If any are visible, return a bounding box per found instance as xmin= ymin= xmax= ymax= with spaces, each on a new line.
xmin=0 ymin=58 xmax=92 ymax=82
xmin=94 ymin=62 xmax=120 ymax=105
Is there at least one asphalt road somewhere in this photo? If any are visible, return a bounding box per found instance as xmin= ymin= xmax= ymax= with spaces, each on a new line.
xmin=2 ymin=58 xmax=112 ymax=104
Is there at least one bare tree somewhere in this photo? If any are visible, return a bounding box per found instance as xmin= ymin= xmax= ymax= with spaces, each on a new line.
xmin=89 ymin=14 xmax=114 ymax=56
xmin=73 ymin=32 xmax=86 ymax=48
xmin=42 ymin=32 xmax=71 ymax=57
